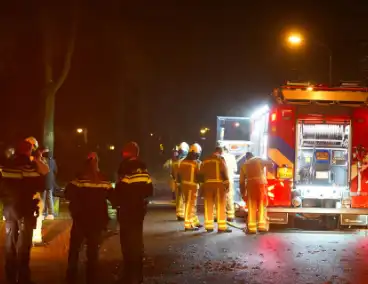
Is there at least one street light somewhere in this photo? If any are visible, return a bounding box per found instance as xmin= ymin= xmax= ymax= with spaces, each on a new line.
xmin=287 ymin=34 xmax=303 ymax=46
xmin=286 ymin=31 xmax=332 ymax=86
xmin=76 ymin=128 xmax=88 ymax=144
xmin=200 ymin=127 xmax=210 ymax=135
xmin=109 ymin=145 xmax=115 ymax=151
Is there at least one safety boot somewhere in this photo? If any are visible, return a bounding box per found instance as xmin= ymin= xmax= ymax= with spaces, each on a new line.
xmin=185 ymin=226 xmax=199 ymax=232
xmin=176 ymin=216 xmax=185 ymax=221
xmin=218 ymin=228 xmax=232 ymax=233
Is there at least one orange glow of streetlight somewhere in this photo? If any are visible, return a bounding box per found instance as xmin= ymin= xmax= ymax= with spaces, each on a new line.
xmin=76 ymin=128 xmax=83 ymax=134
xmin=287 ymin=33 xmax=303 ymax=46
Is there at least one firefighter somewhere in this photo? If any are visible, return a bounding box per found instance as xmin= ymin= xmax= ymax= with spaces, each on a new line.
xmin=177 ymin=143 xmax=202 ymax=231
xmin=115 ymin=142 xmax=153 ymax=284
xmin=25 ymin=137 xmax=50 ymax=244
xmin=0 ymin=140 xmax=45 ymax=284
xmin=200 ymin=146 xmax=232 ymax=233
xmin=239 ymin=152 xmax=272 ymax=234
xmin=164 ymin=147 xmax=179 ymax=201
xmin=171 ymin=142 xmax=189 ymax=221
xmin=222 ymin=146 xmax=237 ymax=221
xmin=65 ymin=152 xmax=113 ymax=284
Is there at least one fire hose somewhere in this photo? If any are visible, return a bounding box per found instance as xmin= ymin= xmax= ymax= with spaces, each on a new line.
xmin=227 ymin=221 xmax=246 ymax=230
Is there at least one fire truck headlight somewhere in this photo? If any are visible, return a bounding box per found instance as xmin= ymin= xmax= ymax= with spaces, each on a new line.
xmin=292 ymin=196 xmax=302 ymax=207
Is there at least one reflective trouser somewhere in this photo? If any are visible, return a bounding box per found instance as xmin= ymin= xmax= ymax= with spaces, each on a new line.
xmin=175 ymin=184 xmax=185 ymax=218
xmin=213 ymin=180 xmax=234 ymax=219
xmin=67 ymin=221 xmax=103 ymax=284
xmin=169 ymin=178 xmax=176 ymax=200
xmin=182 ymin=184 xmax=200 ymax=229
xmin=42 ymin=188 xmax=55 ymax=215
xmin=203 ymin=182 xmax=227 ymax=231
xmin=247 ymin=181 xmax=268 ymax=233
xmin=226 ymin=178 xmax=235 ymax=219
xmin=5 ymin=217 xmax=34 ymax=283
xmin=119 ymin=211 xmax=145 ymax=284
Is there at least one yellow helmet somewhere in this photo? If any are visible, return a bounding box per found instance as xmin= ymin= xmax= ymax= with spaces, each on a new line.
xmin=189 ymin=143 xmax=202 ymax=154
xmin=25 ymin=137 xmax=39 ymax=151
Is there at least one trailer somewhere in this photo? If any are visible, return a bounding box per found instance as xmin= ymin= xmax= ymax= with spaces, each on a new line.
xmin=230 ymin=82 xmax=368 ymax=229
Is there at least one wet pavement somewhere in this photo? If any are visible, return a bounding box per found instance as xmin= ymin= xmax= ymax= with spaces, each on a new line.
xmin=1 ymin=207 xmax=368 ymax=284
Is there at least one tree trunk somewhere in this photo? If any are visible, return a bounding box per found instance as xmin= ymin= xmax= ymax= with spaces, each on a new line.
xmin=43 ymin=88 xmax=56 ymax=152
xmin=41 ymin=2 xmax=78 ymax=154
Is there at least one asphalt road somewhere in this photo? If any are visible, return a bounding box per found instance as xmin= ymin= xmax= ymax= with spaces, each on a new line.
xmin=1 ymin=206 xmax=367 ymax=284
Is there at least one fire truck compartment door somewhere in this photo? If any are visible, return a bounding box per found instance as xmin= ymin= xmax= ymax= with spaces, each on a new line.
xmin=340 ymin=214 xmax=368 ymax=226
xmin=268 ymin=212 xmax=288 ymax=224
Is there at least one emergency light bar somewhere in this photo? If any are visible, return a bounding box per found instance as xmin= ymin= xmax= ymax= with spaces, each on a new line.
xmin=280 ymin=85 xmax=368 ymax=92
xmin=274 ymin=85 xmax=368 ymax=105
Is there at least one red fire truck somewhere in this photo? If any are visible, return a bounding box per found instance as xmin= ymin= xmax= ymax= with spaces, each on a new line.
xmin=234 ymin=82 xmax=368 ymax=229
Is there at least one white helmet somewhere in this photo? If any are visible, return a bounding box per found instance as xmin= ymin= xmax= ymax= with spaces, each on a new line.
xmin=178 ymin=142 xmax=189 ymax=153
xmin=189 ymin=143 xmax=202 ymax=154
xmin=25 ymin=137 xmax=39 ymax=151
xmin=292 ymin=197 xmax=302 ymax=207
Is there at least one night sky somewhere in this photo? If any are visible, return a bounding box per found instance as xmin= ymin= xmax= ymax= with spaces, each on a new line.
xmin=1 ymin=1 xmax=368 ymax=160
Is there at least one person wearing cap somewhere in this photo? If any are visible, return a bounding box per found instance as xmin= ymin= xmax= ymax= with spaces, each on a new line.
xmin=65 ymin=152 xmax=114 ymax=284
xmin=114 ymin=141 xmax=153 ymax=284
xmin=240 ymin=152 xmax=273 ymax=234
xmin=0 ymin=140 xmax=46 ymax=284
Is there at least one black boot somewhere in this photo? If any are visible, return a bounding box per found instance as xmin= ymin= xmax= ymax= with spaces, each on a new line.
xmin=185 ymin=227 xmax=199 ymax=232
xmin=218 ymin=228 xmax=232 ymax=233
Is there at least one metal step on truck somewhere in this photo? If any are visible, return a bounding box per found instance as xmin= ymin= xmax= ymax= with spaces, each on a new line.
xmin=218 ymin=81 xmax=368 ymax=229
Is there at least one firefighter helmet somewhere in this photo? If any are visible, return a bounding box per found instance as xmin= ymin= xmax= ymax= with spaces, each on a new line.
xmin=189 ymin=143 xmax=202 ymax=154
xmin=122 ymin=141 xmax=140 ymax=158
xmin=178 ymin=142 xmax=189 ymax=153
xmin=292 ymin=197 xmax=302 ymax=207
xmin=25 ymin=137 xmax=39 ymax=151
xmin=178 ymin=142 xmax=189 ymax=158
